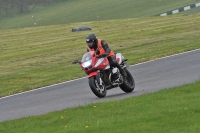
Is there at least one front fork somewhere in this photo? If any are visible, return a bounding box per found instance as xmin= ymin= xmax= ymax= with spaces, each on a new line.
xmin=88 ymin=71 xmax=103 ymax=85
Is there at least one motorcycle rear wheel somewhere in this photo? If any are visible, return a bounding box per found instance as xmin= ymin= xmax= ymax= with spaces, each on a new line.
xmin=119 ymin=69 xmax=135 ymax=92
xmin=88 ymin=76 xmax=107 ymax=98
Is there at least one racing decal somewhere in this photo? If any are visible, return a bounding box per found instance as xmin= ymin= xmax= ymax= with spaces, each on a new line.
xmin=95 ymin=58 xmax=104 ymax=67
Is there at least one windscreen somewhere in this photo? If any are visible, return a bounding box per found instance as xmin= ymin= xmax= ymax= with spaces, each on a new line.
xmin=81 ymin=51 xmax=94 ymax=62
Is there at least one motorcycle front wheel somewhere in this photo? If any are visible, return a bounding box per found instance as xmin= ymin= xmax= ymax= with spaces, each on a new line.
xmin=88 ymin=76 xmax=107 ymax=98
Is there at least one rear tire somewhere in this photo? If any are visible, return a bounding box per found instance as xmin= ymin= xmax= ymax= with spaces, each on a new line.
xmin=119 ymin=69 xmax=135 ymax=93
xmin=88 ymin=77 xmax=107 ymax=98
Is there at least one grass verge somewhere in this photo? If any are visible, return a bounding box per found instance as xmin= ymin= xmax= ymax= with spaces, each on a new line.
xmin=0 ymin=80 xmax=200 ymax=133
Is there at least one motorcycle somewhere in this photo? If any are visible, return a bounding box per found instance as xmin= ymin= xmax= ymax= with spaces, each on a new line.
xmin=72 ymin=51 xmax=135 ymax=98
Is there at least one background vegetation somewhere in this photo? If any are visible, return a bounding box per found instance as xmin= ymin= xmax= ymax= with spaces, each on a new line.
xmin=0 ymin=0 xmax=200 ymax=29
xmin=0 ymin=0 xmax=64 ymax=16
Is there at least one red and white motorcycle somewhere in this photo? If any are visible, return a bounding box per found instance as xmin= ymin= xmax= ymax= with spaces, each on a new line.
xmin=72 ymin=51 xmax=135 ymax=98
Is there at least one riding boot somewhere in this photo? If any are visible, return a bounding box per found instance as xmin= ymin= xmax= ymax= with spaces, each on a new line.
xmin=107 ymin=56 xmax=127 ymax=80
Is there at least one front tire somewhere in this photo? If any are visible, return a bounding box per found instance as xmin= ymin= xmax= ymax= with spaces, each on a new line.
xmin=88 ymin=76 xmax=107 ymax=98
xmin=119 ymin=69 xmax=135 ymax=93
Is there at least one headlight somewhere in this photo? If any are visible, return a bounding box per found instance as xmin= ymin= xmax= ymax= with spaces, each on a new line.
xmin=82 ymin=59 xmax=92 ymax=68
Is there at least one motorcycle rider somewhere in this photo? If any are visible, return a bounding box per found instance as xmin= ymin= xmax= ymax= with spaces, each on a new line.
xmin=86 ymin=33 xmax=127 ymax=79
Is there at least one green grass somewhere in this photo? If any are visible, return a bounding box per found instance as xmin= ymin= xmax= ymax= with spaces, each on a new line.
xmin=0 ymin=80 xmax=200 ymax=133
xmin=0 ymin=0 xmax=199 ymax=30
xmin=1 ymin=13 xmax=200 ymax=97
xmin=0 ymin=1 xmax=200 ymax=131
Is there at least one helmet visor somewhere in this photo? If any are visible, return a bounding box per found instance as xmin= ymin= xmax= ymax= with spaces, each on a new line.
xmin=87 ymin=41 xmax=94 ymax=48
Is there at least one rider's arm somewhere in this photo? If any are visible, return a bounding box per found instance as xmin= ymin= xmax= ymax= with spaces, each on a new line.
xmin=101 ymin=40 xmax=111 ymax=56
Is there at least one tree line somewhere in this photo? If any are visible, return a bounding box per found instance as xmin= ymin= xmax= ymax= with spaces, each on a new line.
xmin=0 ymin=0 xmax=64 ymax=17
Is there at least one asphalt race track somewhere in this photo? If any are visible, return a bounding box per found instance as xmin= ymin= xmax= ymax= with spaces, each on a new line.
xmin=0 ymin=49 xmax=200 ymax=122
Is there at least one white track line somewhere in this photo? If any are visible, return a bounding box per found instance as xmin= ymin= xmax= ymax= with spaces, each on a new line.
xmin=1 ymin=48 xmax=200 ymax=100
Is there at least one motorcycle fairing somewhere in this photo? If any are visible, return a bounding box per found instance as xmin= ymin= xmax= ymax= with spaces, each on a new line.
xmin=94 ymin=58 xmax=109 ymax=70
xmin=116 ymin=53 xmax=123 ymax=64
xmin=88 ymin=71 xmax=98 ymax=78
